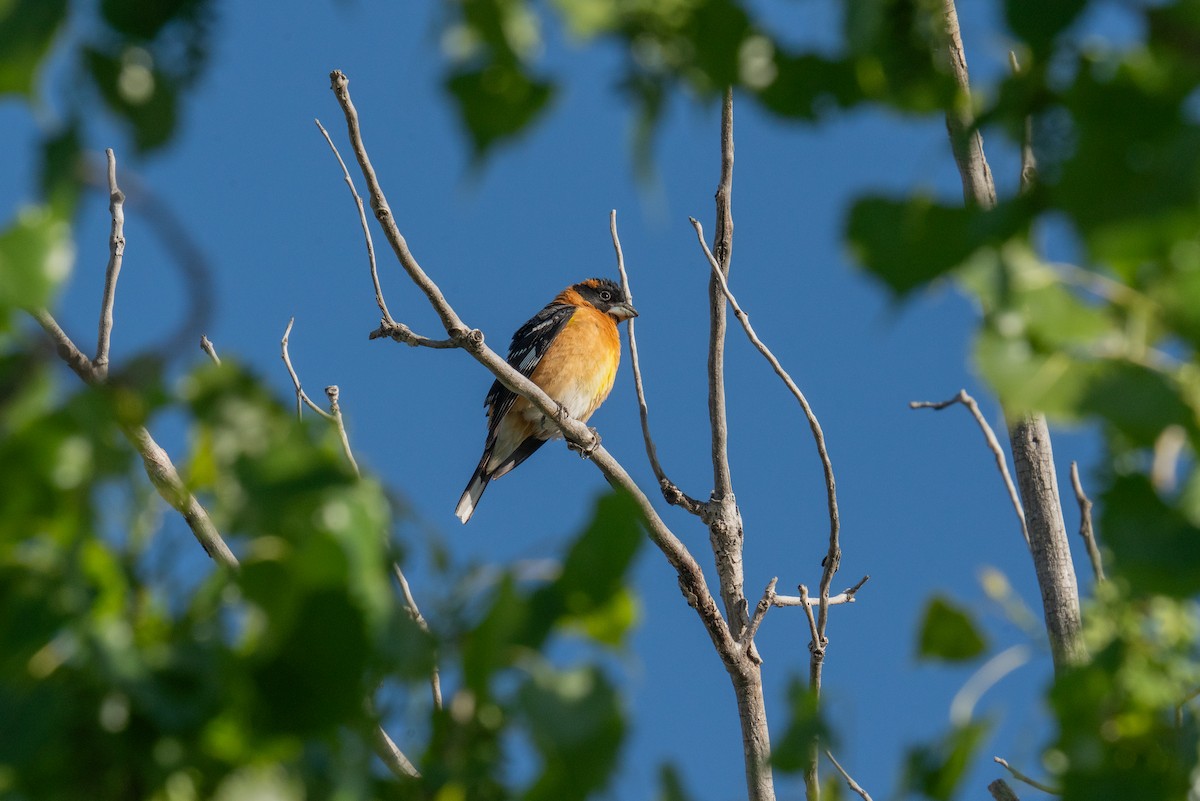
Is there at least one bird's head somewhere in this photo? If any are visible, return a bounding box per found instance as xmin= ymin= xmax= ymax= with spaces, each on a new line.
xmin=574 ymin=278 xmax=638 ymax=322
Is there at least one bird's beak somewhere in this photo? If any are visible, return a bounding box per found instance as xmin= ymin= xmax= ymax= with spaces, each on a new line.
xmin=609 ymin=302 xmax=638 ymax=321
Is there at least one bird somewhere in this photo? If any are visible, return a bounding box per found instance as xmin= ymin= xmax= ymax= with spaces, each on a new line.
xmin=455 ymin=277 xmax=638 ymax=523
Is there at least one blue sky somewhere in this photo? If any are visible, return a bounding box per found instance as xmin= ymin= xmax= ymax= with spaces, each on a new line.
xmin=1 ymin=0 xmax=1115 ymax=797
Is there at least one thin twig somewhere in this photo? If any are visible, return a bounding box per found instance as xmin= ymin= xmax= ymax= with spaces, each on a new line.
xmin=327 ymin=70 xmax=740 ymax=670
xmin=611 ymin=210 xmax=705 ymax=515
xmin=1008 ymin=52 xmax=1037 ymax=193
xmin=824 ymin=751 xmax=873 ymax=801
xmin=393 ymin=563 xmax=443 ymax=710
xmin=315 ymin=118 xmax=393 ymax=327
xmin=994 ymin=757 xmax=1060 ymax=795
xmin=371 ymin=724 xmax=421 ymax=779
xmin=774 ymin=575 xmax=869 ymax=609
xmin=325 ymin=385 xmax=360 ymax=476
xmin=911 ymin=390 xmax=1029 ymax=548
xmin=200 ymin=335 xmax=221 ymax=365
xmin=743 ymin=577 xmax=778 ymax=655
xmin=34 ymin=308 xmax=238 ymax=567
xmin=988 ymin=779 xmax=1023 ymax=801
xmin=281 ymin=318 xmax=335 ymax=422
xmin=708 ymin=86 xmax=736 ymax=502
xmin=93 ymin=148 xmax=126 ymax=381
xmin=1069 ymin=462 xmax=1104 ymax=583
xmin=940 ymin=0 xmax=996 ymax=208
xmin=690 ymin=218 xmax=842 ymax=639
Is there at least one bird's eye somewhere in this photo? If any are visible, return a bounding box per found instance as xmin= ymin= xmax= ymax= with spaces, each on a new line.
xmin=599 ymin=290 xmax=612 ymax=301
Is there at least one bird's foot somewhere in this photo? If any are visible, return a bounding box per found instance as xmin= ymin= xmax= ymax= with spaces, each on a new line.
xmin=568 ymin=427 xmax=601 ymax=459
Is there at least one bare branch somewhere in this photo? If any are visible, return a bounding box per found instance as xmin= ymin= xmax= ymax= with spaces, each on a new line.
xmin=707 ymin=87 xmax=736 ymax=502
xmin=690 ymin=217 xmax=842 ymax=638
xmin=368 ymin=321 xmax=459 ymax=348
xmin=825 ymin=751 xmax=873 ymax=801
xmin=371 ymin=724 xmax=421 ymax=779
xmin=327 ymin=68 xmax=740 ymax=670
xmin=773 ymin=576 xmax=869 ymax=609
xmin=994 ymin=757 xmax=1060 ymax=795
xmin=200 ymin=335 xmax=221 ymax=365
xmin=939 ymin=0 xmax=996 ymax=208
xmin=988 ymin=779 xmax=1023 ymax=801
xmin=280 ymin=318 xmax=335 ymax=422
xmin=1008 ymin=52 xmax=1038 ymax=193
xmin=1069 ymin=462 xmax=1104 ymax=583
xmin=392 ymin=563 xmax=443 ymax=710
xmin=324 ymin=385 xmax=360 ymax=476
xmin=611 ymin=210 xmax=706 ymax=516
xmin=93 ymin=148 xmax=126 ymax=381
xmin=743 ymin=577 xmax=778 ymax=655
xmin=935 ymin=2 xmax=1085 ymax=672
xmin=911 ymin=390 xmax=1029 ymax=547
xmin=315 ymin=118 xmax=393 ymax=327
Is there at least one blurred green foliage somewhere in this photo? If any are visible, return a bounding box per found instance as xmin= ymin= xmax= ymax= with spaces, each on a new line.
xmin=9 ymin=0 xmax=1200 ymax=798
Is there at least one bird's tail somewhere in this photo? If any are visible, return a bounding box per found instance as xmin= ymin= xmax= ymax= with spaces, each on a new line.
xmin=455 ymin=452 xmax=493 ymax=524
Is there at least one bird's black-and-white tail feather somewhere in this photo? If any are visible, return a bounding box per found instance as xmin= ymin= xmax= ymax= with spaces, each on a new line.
xmin=455 ymin=450 xmax=493 ymax=524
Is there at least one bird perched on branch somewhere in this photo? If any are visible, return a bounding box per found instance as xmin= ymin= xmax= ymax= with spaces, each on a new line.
xmin=455 ymin=277 xmax=638 ymax=523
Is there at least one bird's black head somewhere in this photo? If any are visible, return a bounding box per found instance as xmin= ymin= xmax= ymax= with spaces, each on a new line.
xmin=573 ymin=278 xmax=638 ymax=321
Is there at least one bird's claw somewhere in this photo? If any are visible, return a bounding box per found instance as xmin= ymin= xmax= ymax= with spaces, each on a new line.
xmin=568 ymin=427 xmax=601 ymax=459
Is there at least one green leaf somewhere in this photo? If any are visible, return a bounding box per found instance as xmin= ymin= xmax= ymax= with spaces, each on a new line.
xmin=0 ymin=206 xmax=73 ymax=316
xmin=846 ymin=195 xmax=1031 ymax=296
xmin=903 ymin=721 xmax=990 ymax=801
xmin=445 ymin=61 xmax=555 ymax=158
xmin=1003 ymin=0 xmax=1087 ymax=57
xmin=84 ymin=46 xmax=179 ymax=152
xmin=1100 ymin=473 xmax=1200 ymax=598
xmin=772 ymin=679 xmax=835 ymax=773
xmin=656 ymin=763 xmax=695 ymax=801
xmin=1080 ymin=362 xmax=1195 ymax=448
xmin=100 ymin=0 xmax=205 ymax=40
xmin=527 ymin=490 xmax=643 ymax=647
xmin=973 ymin=325 xmax=1098 ymax=418
xmin=917 ymin=596 xmax=986 ymax=662
xmin=518 ymin=664 xmax=624 ymax=801
xmin=0 ymin=0 xmax=68 ymax=96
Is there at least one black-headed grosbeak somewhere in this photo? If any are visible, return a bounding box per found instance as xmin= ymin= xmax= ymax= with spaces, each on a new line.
xmin=455 ymin=277 xmax=638 ymax=523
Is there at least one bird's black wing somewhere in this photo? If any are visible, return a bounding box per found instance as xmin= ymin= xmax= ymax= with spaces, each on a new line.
xmin=484 ymin=302 xmax=576 ymax=438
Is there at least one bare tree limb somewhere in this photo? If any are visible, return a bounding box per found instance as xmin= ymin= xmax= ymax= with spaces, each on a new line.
xmin=708 ymin=86 xmax=736 ymax=504
xmin=610 ymin=210 xmax=706 ymax=515
xmin=327 ymin=67 xmax=741 ymax=678
xmin=392 ymin=563 xmax=443 ymax=709
xmin=281 ymin=318 xmax=336 ymax=422
xmin=994 ymin=757 xmax=1060 ymax=795
xmin=34 ymin=313 xmax=236 ymax=570
xmin=315 ymin=118 xmax=394 ymax=327
xmin=939 ymin=0 xmax=996 ymax=208
xmin=324 ymin=385 xmax=360 ymax=476
xmin=825 ymin=750 xmax=873 ymax=801
xmin=371 ymin=724 xmax=421 ymax=779
xmin=911 ymin=390 xmax=1029 ymax=547
xmin=93 ymin=148 xmax=125 ymax=381
xmin=937 ymin=0 xmax=1085 ymax=673
xmin=743 ymin=577 xmax=778 ymax=657
xmin=689 ymin=217 xmax=842 ymax=654
xmin=1069 ymin=462 xmax=1104 ymax=583
xmin=988 ymin=779 xmax=1023 ymax=801
xmin=1008 ymin=52 xmax=1038 ymax=194
xmin=200 ymin=335 xmax=221 ymax=365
